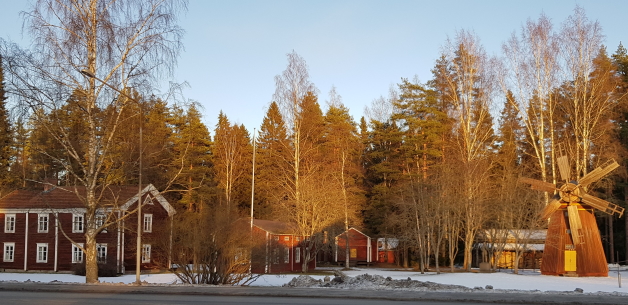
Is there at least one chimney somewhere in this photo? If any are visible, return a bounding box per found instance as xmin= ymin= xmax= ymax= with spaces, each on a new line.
xmin=43 ymin=178 xmax=58 ymax=191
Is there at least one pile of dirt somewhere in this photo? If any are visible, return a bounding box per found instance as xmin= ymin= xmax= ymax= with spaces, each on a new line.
xmin=283 ymin=271 xmax=472 ymax=291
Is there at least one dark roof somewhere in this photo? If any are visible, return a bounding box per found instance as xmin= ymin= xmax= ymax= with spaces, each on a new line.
xmin=0 ymin=185 xmax=146 ymax=209
xmin=253 ymin=219 xmax=296 ymax=235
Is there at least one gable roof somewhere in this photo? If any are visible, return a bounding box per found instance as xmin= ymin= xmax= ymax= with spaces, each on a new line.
xmin=122 ymin=184 xmax=176 ymax=216
xmin=335 ymin=227 xmax=371 ymax=239
xmin=253 ymin=219 xmax=296 ymax=235
xmin=0 ymin=184 xmax=175 ymax=216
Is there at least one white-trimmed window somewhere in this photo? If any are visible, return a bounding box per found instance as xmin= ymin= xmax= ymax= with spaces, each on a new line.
xmin=272 ymin=248 xmax=279 ymax=264
xmin=284 ymin=248 xmax=290 ymax=263
xmin=38 ymin=213 xmax=49 ymax=233
xmin=97 ymin=244 xmax=107 ymax=264
xmin=295 ymin=247 xmax=301 ymax=263
xmin=141 ymin=244 xmax=151 ymax=263
xmin=4 ymin=242 xmax=15 ymax=262
xmin=36 ymin=243 xmax=48 ymax=263
xmin=143 ymin=214 xmax=152 ymax=233
xmin=72 ymin=214 xmax=84 ymax=233
xmin=284 ymin=236 xmax=290 ymax=241
xmin=4 ymin=214 xmax=15 ymax=233
xmin=95 ymin=214 xmax=107 ymax=233
xmin=95 ymin=214 xmax=104 ymax=227
xmin=72 ymin=244 xmax=83 ymax=263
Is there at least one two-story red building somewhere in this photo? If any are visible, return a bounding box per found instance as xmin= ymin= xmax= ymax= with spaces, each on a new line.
xmin=251 ymin=219 xmax=315 ymax=273
xmin=0 ymin=183 xmax=175 ymax=273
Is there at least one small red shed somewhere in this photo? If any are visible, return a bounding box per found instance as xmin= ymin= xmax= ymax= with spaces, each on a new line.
xmin=334 ymin=228 xmax=377 ymax=266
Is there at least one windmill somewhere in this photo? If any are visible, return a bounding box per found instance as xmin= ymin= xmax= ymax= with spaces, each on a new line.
xmin=519 ymin=148 xmax=624 ymax=276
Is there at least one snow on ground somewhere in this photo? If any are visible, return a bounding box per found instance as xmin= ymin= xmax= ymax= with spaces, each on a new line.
xmin=1 ymin=266 xmax=628 ymax=294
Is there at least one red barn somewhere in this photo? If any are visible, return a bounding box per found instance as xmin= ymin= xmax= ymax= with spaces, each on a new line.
xmin=335 ymin=228 xmax=377 ymax=266
xmin=0 ymin=183 xmax=175 ymax=273
xmin=251 ymin=219 xmax=315 ymax=273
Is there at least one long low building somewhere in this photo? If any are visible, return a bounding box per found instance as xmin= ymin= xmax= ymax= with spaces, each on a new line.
xmin=0 ymin=183 xmax=175 ymax=273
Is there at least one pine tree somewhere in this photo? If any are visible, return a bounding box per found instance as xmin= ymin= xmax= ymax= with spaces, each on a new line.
xmin=0 ymin=55 xmax=13 ymax=194
xmin=323 ymin=97 xmax=364 ymax=266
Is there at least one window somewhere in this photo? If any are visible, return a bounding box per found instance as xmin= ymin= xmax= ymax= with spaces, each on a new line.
xmin=296 ymin=237 xmax=300 ymax=242
xmin=4 ymin=214 xmax=15 ymax=233
xmin=36 ymin=243 xmax=48 ymax=263
xmin=97 ymin=244 xmax=107 ymax=264
xmin=295 ymin=247 xmax=301 ymax=263
xmin=4 ymin=242 xmax=15 ymax=262
xmin=72 ymin=244 xmax=83 ymax=263
xmin=284 ymin=236 xmax=290 ymax=241
xmin=141 ymin=244 xmax=151 ymax=263
xmin=284 ymin=248 xmax=290 ymax=263
xmin=143 ymin=214 xmax=152 ymax=233
xmin=72 ymin=214 xmax=84 ymax=233
xmin=274 ymin=236 xmax=279 ymax=241
xmin=96 ymin=214 xmax=107 ymax=228
xmin=38 ymin=214 xmax=49 ymax=233
xmin=272 ymin=249 xmax=279 ymax=264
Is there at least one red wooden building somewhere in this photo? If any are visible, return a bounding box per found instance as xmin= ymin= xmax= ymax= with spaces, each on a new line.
xmin=251 ymin=219 xmax=315 ymax=273
xmin=0 ymin=183 xmax=175 ymax=273
xmin=335 ymin=228 xmax=377 ymax=266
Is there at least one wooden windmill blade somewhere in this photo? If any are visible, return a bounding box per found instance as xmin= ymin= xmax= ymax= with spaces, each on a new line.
xmin=518 ymin=177 xmax=557 ymax=193
xmin=540 ymin=195 xmax=562 ymax=220
xmin=557 ymin=155 xmax=571 ymax=182
xmin=579 ymin=159 xmax=619 ymax=188
xmin=567 ymin=205 xmax=584 ymax=245
xmin=581 ymin=193 xmax=625 ymax=217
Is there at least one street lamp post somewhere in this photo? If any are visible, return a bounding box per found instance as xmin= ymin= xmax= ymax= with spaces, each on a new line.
xmin=80 ymin=70 xmax=143 ymax=285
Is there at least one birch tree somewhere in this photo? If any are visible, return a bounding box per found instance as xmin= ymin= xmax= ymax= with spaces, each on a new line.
xmin=1 ymin=0 xmax=185 ymax=283
xmin=272 ymin=51 xmax=335 ymax=272
xmin=559 ymin=7 xmax=620 ymax=177
xmin=501 ymin=13 xmax=561 ymax=186
xmin=435 ymin=30 xmax=497 ymax=271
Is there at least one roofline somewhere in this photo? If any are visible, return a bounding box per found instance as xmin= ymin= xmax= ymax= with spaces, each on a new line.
xmin=335 ymin=227 xmax=371 ymax=239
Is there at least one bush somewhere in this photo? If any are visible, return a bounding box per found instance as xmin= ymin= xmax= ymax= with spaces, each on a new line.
xmin=71 ymin=255 xmax=119 ymax=277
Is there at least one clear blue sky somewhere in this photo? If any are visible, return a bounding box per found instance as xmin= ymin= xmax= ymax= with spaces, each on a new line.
xmin=1 ymin=0 xmax=627 ymax=133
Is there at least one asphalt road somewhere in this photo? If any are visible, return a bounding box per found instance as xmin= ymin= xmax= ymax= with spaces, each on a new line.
xmin=0 ymin=282 xmax=626 ymax=304
xmin=0 ymin=290 xmax=501 ymax=305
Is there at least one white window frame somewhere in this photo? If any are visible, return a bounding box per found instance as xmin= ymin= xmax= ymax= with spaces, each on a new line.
xmin=95 ymin=214 xmax=104 ymax=227
xmin=95 ymin=214 xmax=107 ymax=233
xmin=38 ymin=213 xmax=49 ymax=233
xmin=141 ymin=244 xmax=151 ymax=263
xmin=72 ymin=243 xmax=84 ymax=263
xmin=72 ymin=214 xmax=84 ymax=233
xmin=4 ymin=242 xmax=15 ymax=262
xmin=143 ymin=214 xmax=153 ymax=233
xmin=295 ymin=247 xmax=301 ymax=263
xmin=36 ymin=243 xmax=48 ymax=263
xmin=284 ymin=247 xmax=290 ymax=263
xmin=4 ymin=214 xmax=15 ymax=233
xmin=97 ymin=243 xmax=107 ymax=264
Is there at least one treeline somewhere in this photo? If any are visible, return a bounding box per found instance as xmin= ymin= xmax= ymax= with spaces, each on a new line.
xmin=1 ymin=6 xmax=628 ymax=279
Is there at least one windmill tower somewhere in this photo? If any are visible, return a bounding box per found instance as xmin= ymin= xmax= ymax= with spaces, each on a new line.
xmin=520 ymin=151 xmax=624 ymax=277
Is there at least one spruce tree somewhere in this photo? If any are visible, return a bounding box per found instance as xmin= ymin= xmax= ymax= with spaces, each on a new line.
xmin=255 ymin=102 xmax=289 ymax=219
xmin=0 ymin=55 xmax=14 ymax=193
